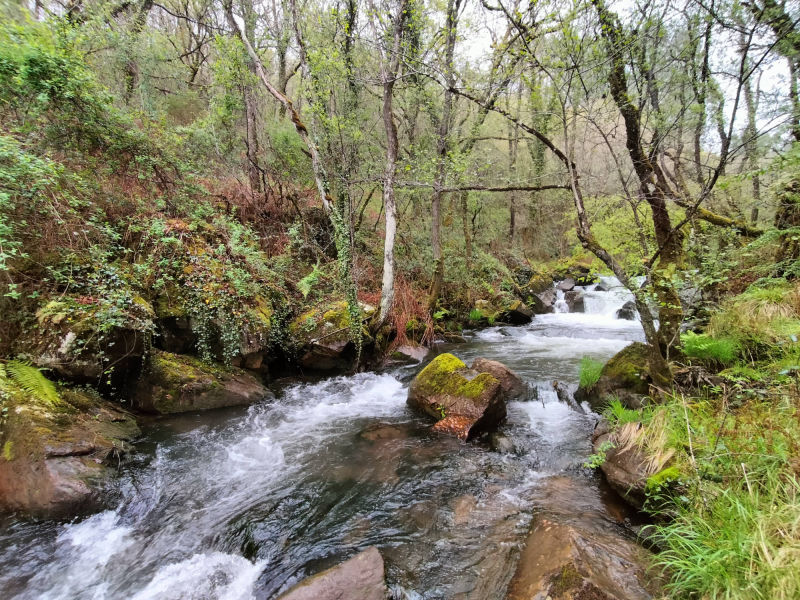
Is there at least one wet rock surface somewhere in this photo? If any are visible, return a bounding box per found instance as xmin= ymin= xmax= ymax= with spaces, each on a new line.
xmin=506 ymin=517 xmax=654 ymax=600
xmin=616 ymin=300 xmax=638 ymax=320
xmin=0 ymin=386 xmax=139 ymax=516
xmin=132 ymin=350 xmax=273 ymax=414
xmin=507 ymin=476 xmax=658 ymax=600
xmin=276 ymin=546 xmax=388 ymax=600
xmin=472 ymin=358 xmax=527 ymax=400
xmin=592 ymin=420 xmax=653 ymax=510
xmin=564 ymin=290 xmax=585 ymax=313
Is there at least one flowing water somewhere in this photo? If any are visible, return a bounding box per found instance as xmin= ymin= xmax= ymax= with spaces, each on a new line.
xmin=0 ymin=280 xmax=647 ymax=600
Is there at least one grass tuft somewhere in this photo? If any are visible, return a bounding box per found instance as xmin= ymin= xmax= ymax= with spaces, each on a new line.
xmin=578 ymin=355 xmax=604 ymax=388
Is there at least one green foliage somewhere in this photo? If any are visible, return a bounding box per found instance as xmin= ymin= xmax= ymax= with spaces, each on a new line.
xmin=2 ymin=360 xmax=60 ymax=406
xmin=297 ymin=263 xmax=323 ymax=299
xmin=654 ymin=470 xmax=800 ymax=600
xmin=680 ymin=331 xmax=739 ymax=366
xmin=578 ymin=355 xmax=604 ymax=388
xmin=603 ymin=397 xmax=640 ymax=427
xmin=583 ymin=440 xmax=614 ymax=468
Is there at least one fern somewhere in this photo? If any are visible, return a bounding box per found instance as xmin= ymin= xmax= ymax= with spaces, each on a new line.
xmin=297 ymin=263 xmax=322 ymax=299
xmin=4 ymin=360 xmax=60 ymax=405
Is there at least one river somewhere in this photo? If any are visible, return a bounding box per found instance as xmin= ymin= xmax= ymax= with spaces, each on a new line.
xmin=0 ymin=278 xmax=647 ymax=599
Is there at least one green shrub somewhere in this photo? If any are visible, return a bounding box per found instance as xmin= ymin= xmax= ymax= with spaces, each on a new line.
xmin=578 ymin=355 xmax=604 ymax=388
xmin=681 ymin=331 xmax=739 ymax=366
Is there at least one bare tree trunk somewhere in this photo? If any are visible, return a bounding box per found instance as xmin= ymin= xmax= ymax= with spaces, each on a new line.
xmin=224 ymin=0 xmax=333 ymax=212
xmin=368 ymin=0 xmax=408 ymax=328
xmin=123 ymin=0 xmax=153 ymax=105
xmin=507 ymin=91 xmax=520 ymax=244
xmin=428 ymin=0 xmax=461 ymax=311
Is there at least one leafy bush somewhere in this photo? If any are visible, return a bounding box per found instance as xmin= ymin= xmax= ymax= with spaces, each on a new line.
xmin=578 ymin=355 xmax=604 ymax=388
xmin=681 ymin=331 xmax=739 ymax=366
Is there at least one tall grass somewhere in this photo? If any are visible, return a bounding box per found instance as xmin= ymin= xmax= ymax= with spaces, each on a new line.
xmin=579 ymin=355 xmax=604 ymax=388
xmin=654 ymin=470 xmax=800 ymax=600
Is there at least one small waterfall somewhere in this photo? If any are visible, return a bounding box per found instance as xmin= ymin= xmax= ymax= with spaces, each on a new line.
xmin=582 ymin=277 xmax=634 ymax=317
xmin=554 ymin=289 xmax=569 ymax=313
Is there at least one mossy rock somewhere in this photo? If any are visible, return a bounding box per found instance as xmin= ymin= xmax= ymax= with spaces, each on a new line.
xmin=18 ymin=295 xmax=154 ymax=385
xmin=576 ymin=342 xmax=651 ymax=410
xmin=407 ymin=353 xmax=506 ymax=439
xmin=523 ymin=272 xmax=555 ymax=295
xmin=132 ymin=350 xmax=272 ymax=414
xmin=0 ymin=376 xmax=140 ymax=516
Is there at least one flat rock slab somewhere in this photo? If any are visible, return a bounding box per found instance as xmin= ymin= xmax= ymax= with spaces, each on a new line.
xmin=277 ymin=547 xmax=388 ymax=600
xmin=506 ymin=517 xmax=656 ymax=600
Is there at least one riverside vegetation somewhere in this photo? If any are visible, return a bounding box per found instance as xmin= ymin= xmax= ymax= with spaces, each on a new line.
xmin=1 ymin=0 xmax=800 ymax=598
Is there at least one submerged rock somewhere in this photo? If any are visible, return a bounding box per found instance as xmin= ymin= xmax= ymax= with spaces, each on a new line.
xmin=132 ymin=350 xmax=273 ymax=414
xmin=276 ymin=546 xmax=388 ymax=600
xmin=616 ymin=300 xmax=638 ymax=320
xmin=407 ymin=353 xmax=506 ymax=440
xmin=575 ymin=342 xmax=651 ymax=411
xmin=506 ymin=515 xmax=656 ymax=600
xmin=0 ymin=383 xmax=139 ymax=516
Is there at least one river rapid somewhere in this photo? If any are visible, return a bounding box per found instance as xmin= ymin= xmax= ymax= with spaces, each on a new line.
xmin=0 ymin=278 xmax=647 ymax=599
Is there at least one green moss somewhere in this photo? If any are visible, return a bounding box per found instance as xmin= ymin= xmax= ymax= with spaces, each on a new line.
xmin=646 ymin=466 xmax=681 ymax=492
xmin=413 ymin=353 xmax=499 ymax=400
xmin=600 ymin=342 xmax=650 ymax=393
xmin=2 ymin=441 xmax=13 ymax=461
xmin=154 ymin=289 xmax=187 ymax=318
xmin=549 ymin=563 xmax=583 ymax=595
xmin=525 ymin=272 xmax=553 ymax=295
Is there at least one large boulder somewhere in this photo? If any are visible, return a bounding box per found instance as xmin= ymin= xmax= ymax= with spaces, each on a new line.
xmin=471 ymin=358 xmax=527 ymax=400
xmin=500 ymin=300 xmax=534 ymax=325
xmin=506 ymin=514 xmax=656 ymax=600
xmin=592 ymin=420 xmax=651 ymax=509
xmin=131 ymin=350 xmax=273 ymax=414
xmin=0 ymin=380 xmax=139 ymax=516
xmin=289 ymin=301 xmax=373 ymax=372
xmin=535 ymin=288 xmax=556 ymax=312
xmin=407 ymin=353 xmax=506 ymax=440
xmin=564 ymin=290 xmax=585 ymax=313
xmin=575 ymin=343 xmax=651 ymax=411
xmin=591 ymin=420 xmax=677 ymax=511
xmin=389 ymin=344 xmax=430 ymax=364
xmin=18 ymin=296 xmax=154 ymax=385
xmin=277 ymin=547 xmax=388 ymax=600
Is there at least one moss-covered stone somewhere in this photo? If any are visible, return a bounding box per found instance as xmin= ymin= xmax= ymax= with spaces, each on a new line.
xmin=18 ymin=294 xmax=154 ymax=385
xmin=646 ymin=466 xmax=682 ymax=492
xmin=576 ymin=342 xmax=651 ymax=410
xmin=132 ymin=350 xmax=272 ymax=414
xmin=0 ymin=375 xmax=140 ymax=516
xmin=407 ymin=353 xmax=507 ymax=439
